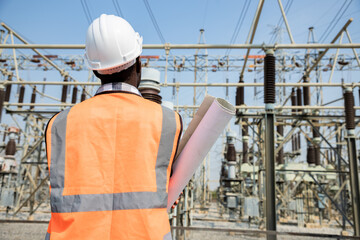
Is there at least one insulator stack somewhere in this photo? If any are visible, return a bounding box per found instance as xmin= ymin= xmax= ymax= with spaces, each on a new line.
xmin=0 ymin=87 xmax=5 ymax=122
xmin=296 ymin=88 xmax=302 ymax=112
xmin=307 ymin=145 xmax=315 ymax=165
xmin=5 ymin=75 xmax=12 ymax=102
xmin=61 ymin=77 xmax=68 ymax=103
xmin=291 ymin=88 xmax=297 ymax=114
xmin=344 ymin=88 xmax=355 ymax=130
xmin=226 ymin=144 xmax=236 ymax=162
xmin=264 ymin=52 xmax=276 ymax=104
xmin=297 ymin=132 xmax=301 ymax=149
xmin=139 ymin=68 xmax=162 ymax=104
xmin=81 ymin=88 xmax=86 ymax=102
xmin=276 ymin=123 xmax=284 ymax=164
xmin=18 ymin=85 xmax=25 ymax=108
xmin=5 ymin=127 xmax=19 ymax=156
xmin=236 ymin=75 xmax=244 ymax=106
xmin=303 ymin=77 xmax=310 ymax=106
xmin=296 ymin=88 xmax=302 ymax=106
xmin=71 ymin=86 xmax=78 ymax=104
xmin=294 ymin=135 xmax=298 ymax=151
xmin=242 ymin=125 xmax=248 ymax=163
xmin=312 ymin=119 xmax=320 ymax=138
xmin=5 ymin=138 xmax=16 ymax=156
xmin=30 ymin=87 xmax=36 ymax=110
xmin=243 ymin=142 xmax=248 ymax=163
xmin=315 ymin=146 xmax=320 ymax=165
xmin=292 ymin=134 xmax=295 ymax=152
xmin=242 ymin=124 xmax=248 ymax=136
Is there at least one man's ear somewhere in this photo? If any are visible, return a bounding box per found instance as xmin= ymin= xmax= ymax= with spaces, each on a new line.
xmin=136 ymin=57 xmax=141 ymax=74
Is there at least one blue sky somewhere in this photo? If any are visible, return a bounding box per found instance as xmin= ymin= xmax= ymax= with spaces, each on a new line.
xmin=0 ymin=0 xmax=359 ymax=189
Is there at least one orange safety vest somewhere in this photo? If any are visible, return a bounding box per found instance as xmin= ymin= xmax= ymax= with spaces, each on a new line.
xmin=45 ymin=86 xmax=182 ymax=240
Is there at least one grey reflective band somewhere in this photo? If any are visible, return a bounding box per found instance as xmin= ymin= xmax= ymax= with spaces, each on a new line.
xmin=95 ymin=82 xmax=142 ymax=96
xmin=45 ymin=232 xmax=50 ymax=240
xmin=163 ymin=232 xmax=173 ymax=240
xmin=49 ymin=106 xmax=177 ymax=213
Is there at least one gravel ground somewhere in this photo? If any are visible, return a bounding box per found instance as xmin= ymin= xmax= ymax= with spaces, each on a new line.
xmin=0 ymin=203 xmax=350 ymax=240
xmin=0 ymin=222 xmax=48 ymax=240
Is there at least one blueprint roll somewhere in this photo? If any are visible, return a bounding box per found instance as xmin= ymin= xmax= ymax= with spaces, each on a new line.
xmin=167 ymin=97 xmax=235 ymax=211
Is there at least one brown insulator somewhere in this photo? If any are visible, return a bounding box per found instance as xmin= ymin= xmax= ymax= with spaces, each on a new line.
xmin=5 ymin=75 xmax=12 ymax=102
xmin=30 ymin=87 xmax=36 ymax=110
xmin=296 ymin=88 xmax=302 ymax=106
xmin=303 ymin=77 xmax=310 ymax=106
xmin=3 ymin=131 xmax=6 ymax=142
xmin=307 ymin=145 xmax=315 ymax=165
xmin=5 ymin=139 xmax=16 ymax=156
xmin=243 ymin=141 xmax=248 ymax=163
xmin=18 ymin=85 xmax=25 ymax=109
xmin=296 ymin=88 xmax=302 ymax=112
xmin=312 ymin=119 xmax=320 ymax=138
xmin=242 ymin=124 xmax=248 ymax=136
xmin=264 ymin=53 xmax=276 ymax=104
xmin=61 ymin=78 xmax=68 ymax=103
xmin=314 ymin=146 xmax=321 ymax=165
xmin=81 ymin=88 xmax=86 ymax=102
xmin=236 ymin=75 xmax=244 ymax=106
xmin=226 ymin=144 xmax=236 ymax=162
xmin=291 ymin=134 xmax=295 ymax=152
xmin=0 ymin=87 xmax=4 ymax=122
xmin=297 ymin=132 xmax=301 ymax=149
xmin=344 ymin=88 xmax=355 ymax=130
xmin=71 ymin=86 xmax=78 ymax=104
xmin=291 ymin=88 xmax=297 ymax=114
xmin=294 ymin=135 xmax=298 ymax=151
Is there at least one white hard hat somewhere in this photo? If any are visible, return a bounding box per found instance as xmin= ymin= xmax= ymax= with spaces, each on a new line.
xmin=85 ymin=14 xmax=143 ymax=75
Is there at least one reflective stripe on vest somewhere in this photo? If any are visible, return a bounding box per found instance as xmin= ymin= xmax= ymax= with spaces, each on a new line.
xmin=49 ymin=104 xmax=178 ymax=213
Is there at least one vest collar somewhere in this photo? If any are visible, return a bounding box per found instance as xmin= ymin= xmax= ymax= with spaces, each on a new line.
xmin=95 ymin=82 xmax=142 ymax=97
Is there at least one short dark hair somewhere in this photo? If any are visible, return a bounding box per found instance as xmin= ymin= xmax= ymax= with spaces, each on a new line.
xmin=93 ymin=57 xmax=139 ymax=85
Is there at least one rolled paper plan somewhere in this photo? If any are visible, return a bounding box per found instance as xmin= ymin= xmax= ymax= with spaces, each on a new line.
xmin=167 ymin=97 xmax=235 ymax=211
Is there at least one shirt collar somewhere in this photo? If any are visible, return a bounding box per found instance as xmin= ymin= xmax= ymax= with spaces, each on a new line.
xmin=95 ymin=82 xmax=142 ymax=97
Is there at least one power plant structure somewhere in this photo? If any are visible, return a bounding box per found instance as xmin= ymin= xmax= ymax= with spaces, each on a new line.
xmin=0 ymin=1 xmax=360 ymax=239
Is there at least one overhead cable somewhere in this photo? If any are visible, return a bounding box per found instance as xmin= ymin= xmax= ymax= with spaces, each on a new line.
xmin=318 ymin=0 xmax=352 ymax=43
xmin=80 ymin=0 xmax=92 ymax=24
xmin=142 ymin=0 xmax=165 ymax=44
xmin=225 ymin=0 xmax=251 ymax=56
xmin=112 ymin=0 xmax=124 ymax=18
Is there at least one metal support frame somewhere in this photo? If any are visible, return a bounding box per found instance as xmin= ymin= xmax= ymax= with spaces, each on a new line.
xmin=265 ymin=110 xmax=276 ymax=240
xmin=346 ymin=130 xmax=360 ymax=236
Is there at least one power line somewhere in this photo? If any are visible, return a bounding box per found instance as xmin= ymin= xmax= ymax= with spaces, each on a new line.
xmin=142 ymin=0 xmax=165 ymax=44
xmin=225 ymin=0 xmax=251 ymax=56
xmin=318 ymin=0 xmax=347 ymax=42
xmin=268 ymin=0 xmax=293 ymax=44
xmin=80 ymin=0 xmax=92 ymax=24
xmin=112 ymin=0 xmax=124 ymax=18
xmin=318 ymin=0 xmax=352 ymax=43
